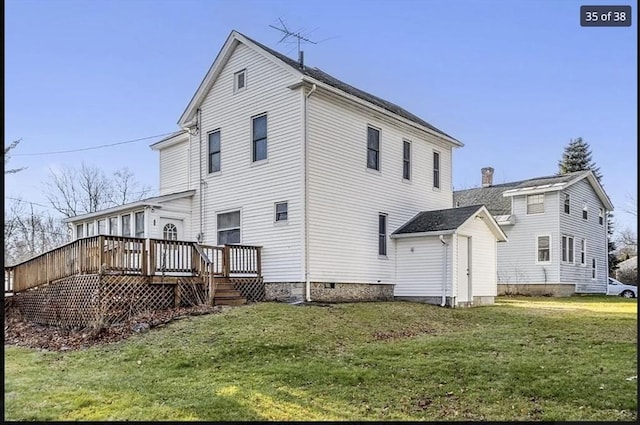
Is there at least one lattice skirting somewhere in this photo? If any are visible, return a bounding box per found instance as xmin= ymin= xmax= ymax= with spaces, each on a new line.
xmin=230 ymin=277 xmax=265 ymax=302
xmin=10 ymin=274 xmax=207 ymax=329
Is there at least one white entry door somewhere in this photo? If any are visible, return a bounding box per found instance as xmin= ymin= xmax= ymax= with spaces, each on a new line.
xmin=160 ymin=218 xmax=184 ymax=241
xmin=457 ymin=235 xmax=472 ymax=304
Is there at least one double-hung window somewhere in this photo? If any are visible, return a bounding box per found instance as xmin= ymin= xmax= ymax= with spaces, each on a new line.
xmin=252 ymin=114 xmax=267 ymax=162
xmin=217 ymin=211 xmax=241 ymax=245
xmin=367 ymin=126 xmax=380 ymax=170
xmin=402 ymin=140 xmax=411 ymax=180
xmin=275 ymin=202 xmax=288 ymax=222
xmin=527 ymin=194 xmax=544 ymax=214
xmin=537 ymin=236 xmax=550 ymax=262
xmin=378 ymin=214 xmax=387 ymax=256
xmin=433 ymin=151 xmax=440 ymax=188
xmin=208 ymin=130 xmax=221 ymax=173
xmin=562 ymin=235 xmax=574 ymax=263
xmin=135 ymin=212 xmax=145 ymax=238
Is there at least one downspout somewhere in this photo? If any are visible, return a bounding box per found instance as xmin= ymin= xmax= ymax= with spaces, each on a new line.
xmin=197 ymin=108 xmax=203 ymax=242
xmin=304 ymin=83 xmax=317 ymax=302
xmin=439 ymin=234 xmax=447 ymax=306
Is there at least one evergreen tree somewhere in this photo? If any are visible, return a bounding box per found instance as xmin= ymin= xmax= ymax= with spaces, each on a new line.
xmin=557 ymin=137 xmax=617 ymax=275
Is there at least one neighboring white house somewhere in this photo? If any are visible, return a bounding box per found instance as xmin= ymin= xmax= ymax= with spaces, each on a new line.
xmin=454 ymin=167 xmax=614 ymax=296
xmin=65 ymin=30 xmax=506 ymax=306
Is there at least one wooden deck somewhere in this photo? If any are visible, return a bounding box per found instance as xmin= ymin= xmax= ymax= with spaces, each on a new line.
xmin=4 ymin=235 xmax=262 ymax=296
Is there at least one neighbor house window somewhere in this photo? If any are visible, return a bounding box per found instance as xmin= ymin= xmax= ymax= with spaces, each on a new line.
xmin=582 ymin=203 xmax=588 ymax=220
xmin=135 ymin=211 xmax=145 ymax=238
xmin=217 ymin=210 xmax=240 ymax=245
xmin=121 ymin=214 xmax=131 ymax=237
xmin=275 ymin=202 xmax=288 ymax=222
xmin=580 ymin=239 xmax=586 ymax=265
xmin=208 ymin=130 xmax=221 ymax=173
xmin=599 ymin=208 xmax=604 ymax=225
xmin=98 ymin=219 xmax=106 ymax=235
xmin=87 ymin=222 xmax=95 ymax=236
xmin=367 ymin=126 xmax=380 ymax=170
xmin=109 ymin=217 xmax=118 ymax=235
xmin=234 ymin=69 xmax=246 ymax=92
xmin=252 ymin=114 xmax=267 ymax=162
xmin=562 ymin=235 xmax=574 ymax=263
xmin=76 ymin=224 xmax=84 ymax=238
xmin=537 ymin=235 xmax=550 ymax=262
xmin=378 ymin=214 xmax=387 ymax=256
xmin=433 ymin=151 xmax=440 ymax=188
xmin=402 ymin=140 xmax=411 ymax=180
xmin=527 ymin=194 xmax=544 ymax=214
xmin=564 ymin=193 xmax=570 ymax=214
xmin=591 ymin=258 xmax=596 ymax=279
xmin=163 ymin=223 xmax=177 ymax=240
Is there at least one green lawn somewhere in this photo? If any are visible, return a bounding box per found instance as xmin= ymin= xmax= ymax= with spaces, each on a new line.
xmin=4 ymin=296 xmax=637 ymax=421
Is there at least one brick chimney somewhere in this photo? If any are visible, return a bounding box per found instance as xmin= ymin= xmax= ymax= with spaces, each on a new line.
xmin=481 ymin=167 xmax=494 ymax=187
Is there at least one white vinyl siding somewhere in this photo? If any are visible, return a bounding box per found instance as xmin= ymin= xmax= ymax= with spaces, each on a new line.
xmin=190 ymin=42 xmax=303 ymax=282
xmin=307 ymin=90 xmax=455 ymax=284
xmin=159 ymin=139 xmax=189 ymax=195
xmin=395 ymin=236 xmax=453 ymax=297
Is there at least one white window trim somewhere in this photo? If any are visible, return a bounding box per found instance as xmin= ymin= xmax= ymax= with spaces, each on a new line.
xmin=561 ymin=234 xmax=575 ymax=264
xmin=402 ymin=139 xmax=411 ymax=181
xmin=216 ymin=208 xmax=242 ymax=245
xmin=366 ymin=125 xmax=381 ymax=172
xmin=208 ymin=129 xmax=222 ymax=175
xmin=251 ymin=113 xmax=268 ymax=165
xmin=234 ymin=69 xmax=247 ymax=93
xmin=526 ymin=194 xmax=545 ymax=215
xmin=535 ymin=234 xmax=552 ymax=264
xmin=274 ymin=201 xmax=288 ymax=224
xmin=580 ymin=238 xmax=587 ymax=266
xmin=378 ymin=213 xmax=388 ymax=258
xmin=432 ymin=150 xmax=441 ymax=190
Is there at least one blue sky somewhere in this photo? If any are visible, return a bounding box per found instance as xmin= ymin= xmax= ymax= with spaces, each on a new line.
xmin=5 ymin=0 xmax=637 ymax=235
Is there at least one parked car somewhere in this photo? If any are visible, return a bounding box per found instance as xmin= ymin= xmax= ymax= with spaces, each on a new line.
xmin=607 ymin=277 xmax=637 ymax=298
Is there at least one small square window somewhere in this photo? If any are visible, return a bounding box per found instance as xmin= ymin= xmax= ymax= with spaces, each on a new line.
xmin=234 ymin=69 xmax=246 ymax=92
xmin=275 ymin=202 xmax=288 ymax=222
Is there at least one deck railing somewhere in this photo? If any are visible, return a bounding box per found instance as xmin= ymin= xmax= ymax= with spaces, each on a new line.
xmin=5 ymin=235 xmax=262 ymax=294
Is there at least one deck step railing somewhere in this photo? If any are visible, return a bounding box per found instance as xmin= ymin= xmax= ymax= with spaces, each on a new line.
xmin=4 ymin=235 xmax=262 ymax=294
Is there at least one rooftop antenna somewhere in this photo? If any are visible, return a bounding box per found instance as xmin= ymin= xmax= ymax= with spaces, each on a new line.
xmin=269 ymin=18 xmax=318 ymax=68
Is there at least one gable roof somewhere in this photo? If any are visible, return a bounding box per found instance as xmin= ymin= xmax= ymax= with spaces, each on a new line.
xmin=63 ymin=190 xmax=196 ymax=223
xmin=392 ymin=205 xmax=507 ymax=241
xmin=453 ymin=170 xmax=614 ymax=215
xmin=178 ymin=30 xmax=461 ymax=146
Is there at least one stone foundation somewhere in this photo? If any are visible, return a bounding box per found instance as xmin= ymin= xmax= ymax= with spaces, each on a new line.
xmin=264 ymin=282 xmax=394 ymax=303
xmin=498 ymin=283 xmax=575 ymax=297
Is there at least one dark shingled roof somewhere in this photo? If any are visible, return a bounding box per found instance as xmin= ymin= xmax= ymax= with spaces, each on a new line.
xmin=243 ymin=34 xmax=458 ymax=142
xmin=453 ymin=171 xmax=589 ymax=215
xmin=393 ymin=205 xmax=484 ymax=235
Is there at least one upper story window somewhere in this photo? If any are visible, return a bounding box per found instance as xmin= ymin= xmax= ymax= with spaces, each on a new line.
xmin=402 ymin=140 xmax=411 ymax=180
xmin=109 ymin=217 xmax=118 ymax=235
xmin=378 ymin=213 xmax=387 ymax=256
xmin=526 ymin=194 xmax=544 ymax=214
xmin=562 ymin=235 xmax=574 ymax=263
xmin=135 ymin=211 xmax=145 ymax=238
xmin=537 ymin=235 xmax=550 ymax=263
xmin=217 ymin=210 xmax=241 ymax=245
xmin=564 ymin=193 xmax=570 ymax=214
xmin=121 ymin=214 xmax=131 ymax=237
xmin=275 ymin=202 xmax=288 ymax=222
xmin=433 ymin=151 xmax=440 ymax=189
xmin=234 ymin=69 xmax=246 ymax=92
xmin=367 ymin=126 xmax=380 ymax=171
xmin=599 ymin=208 xmax=604 ymax=225
xmin=582 ymin=203 xmax=588 ymax=220
xmin=208 ymin=130 xmax=221 ymax=173
xmin=76 ymin=224 xmax=84 ymax=238
xmin=252 ymin=114 xmax=267 ymax=162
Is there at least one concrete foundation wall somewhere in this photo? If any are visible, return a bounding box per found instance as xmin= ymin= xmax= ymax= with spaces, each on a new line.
xmin=264 ymin=282 xmax=394 ymax=302
xmin=394 ymin=295 xmax=494 ymax=307
xmin=498 ymin=283 xmax=576 ymax=297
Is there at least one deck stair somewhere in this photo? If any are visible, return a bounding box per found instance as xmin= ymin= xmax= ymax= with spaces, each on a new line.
xmin=213 ymin=279 xmax=247 ymax=306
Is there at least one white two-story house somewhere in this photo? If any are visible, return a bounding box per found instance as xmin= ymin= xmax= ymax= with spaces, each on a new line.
xmin=65 ymin=30 xmax=506 ymax=306
xmin=454 ymin=167 xmax=614 ymax=296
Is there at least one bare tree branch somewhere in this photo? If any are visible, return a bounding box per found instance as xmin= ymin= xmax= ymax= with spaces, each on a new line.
xmin=4 ymin=138 xmax=27 ymax=174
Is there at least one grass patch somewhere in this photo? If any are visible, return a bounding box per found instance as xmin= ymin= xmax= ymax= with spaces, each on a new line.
xmin=4 ymin=296 xmax=637 ymax=421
